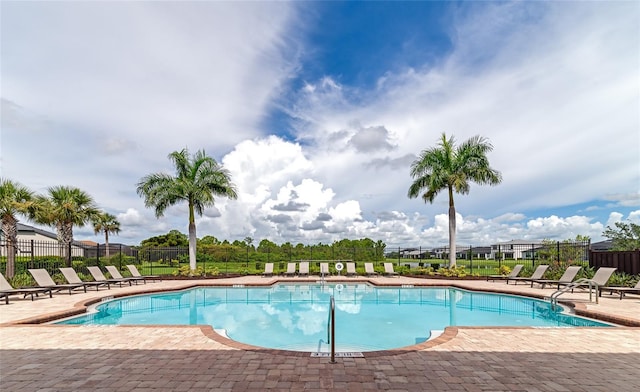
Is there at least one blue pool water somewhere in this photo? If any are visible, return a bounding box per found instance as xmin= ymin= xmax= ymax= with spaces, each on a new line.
xmin=57 ymin=284 xmax=611 ymax=352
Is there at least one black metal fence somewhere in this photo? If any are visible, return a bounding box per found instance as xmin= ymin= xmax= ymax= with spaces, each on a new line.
xmin=0 ymin=239 xmax=598 ymax=279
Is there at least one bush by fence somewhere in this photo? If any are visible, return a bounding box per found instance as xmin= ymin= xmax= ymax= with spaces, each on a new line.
xmin=1 ymin=238 xmax=602 ymax=278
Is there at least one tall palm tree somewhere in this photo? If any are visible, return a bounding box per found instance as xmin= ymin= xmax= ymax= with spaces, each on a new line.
xmin=93 ymin=212 xmax=121 ymax=259
xmin=0 ymin=178 xmax=36 ymax=278
xmin=408 ymin=133 xmax=502 ymax=268
xmin=34 ymin=186 xmax=100 ymax=266
xmin=136 ymin=148 xmax=238 ymax=272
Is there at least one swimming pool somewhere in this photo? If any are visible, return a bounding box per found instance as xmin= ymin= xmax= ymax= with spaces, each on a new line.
xmin=57 ymin=283 xmax=611 ymax=352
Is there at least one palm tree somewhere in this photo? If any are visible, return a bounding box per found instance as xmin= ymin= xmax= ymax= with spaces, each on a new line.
xmin=0 ymin=178 xmax=36 ymax=278
xmin=136 ymin=148 xmax=238 ymax=272
xmin=34 ymin=186 xmax=100 ymax=266
xmin=408 ymin=133 xmax=502 ymax=268
xmin=93 ymin=212 xmax=121 ymax=259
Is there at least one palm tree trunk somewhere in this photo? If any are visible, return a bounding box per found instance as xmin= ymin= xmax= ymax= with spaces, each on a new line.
xmin=448 ymin=188 xmax=457 ymax=269
xmin=448 ymin=205 xmax=457 ymax=268
xmin=58 ymin=222 xmax=74 ymax=267
xmin=105 ymin=231 xmax=110 ymax=259
xmin=188 ymin=222 xmax=197 ymax=273
xmin=188 ymin=203 xmax=197 ymax=273
xmin=3 ymin=218 xmax=17 ymax=278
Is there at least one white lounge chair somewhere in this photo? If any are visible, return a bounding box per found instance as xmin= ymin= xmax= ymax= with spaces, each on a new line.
xmin=384 ymin=263 xmax=398 ymax=277
xmin=487 ymin=264 xmax=523 ymax=282
xmin=126 ymin=265 xmax=161 ymax=282
xmin=600 ymin=280 xmax=640 ymax=300
xmin=346 ymin=262 xmax=357 ymax=276
xmin=530 ymin=266 xmax=581 ymax=289
xmin=105 ymin=265 xmax=145 ymax=285
xmin=365 ymin=263 xmax=378 ymax=276
xmin=0 ymin=272 xmax=53 ymax=304
xmin=60 ymin=267 xmax=110 ymax=291
xmin=506 ymin=265 xmax=549 ymax=285
xmin=28 ymin=268 xmax=87 ymax=294
xmin=87 ymin=266 xmax=132 ymax=287
xmin=320 ymin=263 xmax=329 ymax=276
xmin=263 ymin=263 xmax=274 ymax=277
xmin=299 ymin=262 xmax=309 ymax=277
xmin=284 ymin=263 xmax=296 ymax=277
xmin=559 ymin=267 xmax=617 ymax=295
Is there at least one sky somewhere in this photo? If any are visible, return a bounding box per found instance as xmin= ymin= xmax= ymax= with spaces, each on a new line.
xmin=1 ymin=1 xmax=639 ymax=248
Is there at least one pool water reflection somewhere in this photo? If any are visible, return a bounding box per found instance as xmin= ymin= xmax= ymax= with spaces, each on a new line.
xmin=57 ymin=284 xmax=610 ymax=352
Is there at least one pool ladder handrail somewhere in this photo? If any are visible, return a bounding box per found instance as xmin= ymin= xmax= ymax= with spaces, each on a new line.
xmin=326 ymin=295 xmax=336 ymax=363
xmin=548 ymin=278 xmax=600 ymax=307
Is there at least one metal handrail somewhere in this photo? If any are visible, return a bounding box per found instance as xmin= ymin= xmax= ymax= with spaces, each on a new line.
xmin=327 ymin=295 xmax=336 ymax=363
xmin=549 ymin=278 xmax=600 ymax=307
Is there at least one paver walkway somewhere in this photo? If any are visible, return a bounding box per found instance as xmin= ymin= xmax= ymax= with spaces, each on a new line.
xmin=1 ymin=275 xmax=639 ymax=391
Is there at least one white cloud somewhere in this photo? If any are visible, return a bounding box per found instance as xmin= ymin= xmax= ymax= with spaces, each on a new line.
xmin=288 ymin=1 xmax=638 ymax=224
xmin=118 ymin=208 xmax=145 ymax=226
xmin=2 ymin=2 xmax=637 ymax=248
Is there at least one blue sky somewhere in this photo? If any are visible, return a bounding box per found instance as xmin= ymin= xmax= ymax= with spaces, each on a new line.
xmin=1 ymin=1 xmax=639 ymax=247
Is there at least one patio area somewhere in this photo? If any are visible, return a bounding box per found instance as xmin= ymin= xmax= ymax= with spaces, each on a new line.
xmin=1 ymin=275 xmax=639 ymax=391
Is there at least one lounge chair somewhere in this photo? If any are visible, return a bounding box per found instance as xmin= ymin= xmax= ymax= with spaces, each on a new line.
xmin=87 ymin=266 xmax=132 ymax=287
xmin=599 ymin=279 xmax=640 ymax=300
xmin=384 ymin=263 xmax=398 ymax=277
xmin=320 ymin=263 xmax=329 ymax=276
xmin=126 ymin=265 xmax=161 ymax=282
xmin=346 ymin=262 xmax=357 ymax=276
xmin=0 ymin=272 xmax=53 ymax=304
xmin=506 ymin=265 xmax=549 ymax=285
xmin=559 ymin=267 xmax=617 ymax=294
xmin=530 ymin=266 xmax=581 ymax=289
xmin=105 ymin=265 xmax=145 ymax=284
xmin=487 ymin=264 xmax=523 ymax=282
xmin=60 ymin=267 xmax=110 ymax=291
xmin=263 ymin=263 xmax=274 ymax=277
xmin=299 ymin=262 xmax=309 ymax=277
xmin=365 ymin=263 xmax=378 ymax=276
xmin=28 ymin=268 xmax=87 ymax=294
xmin=284 ymin=263 xmax=296 ymax=277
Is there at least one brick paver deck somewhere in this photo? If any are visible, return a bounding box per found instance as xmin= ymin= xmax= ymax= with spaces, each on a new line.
xmin=1 ymin=275 xmax=639 ymax=391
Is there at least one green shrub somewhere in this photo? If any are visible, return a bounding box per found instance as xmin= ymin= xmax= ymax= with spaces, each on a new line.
xmin=437 ymin=266 xmax=467 ymax=278
xmin=607 ymin=272 xmax=637 ymax=287
xmin=498 ymin=265 xmax=512 ymax=276
xmin=414 ymin=267 xmax=435 ymax=276
xmin=9 ymin=272 xmax=35 ymax=288
xmin=173 ymin=265 xmax=220 ymax=277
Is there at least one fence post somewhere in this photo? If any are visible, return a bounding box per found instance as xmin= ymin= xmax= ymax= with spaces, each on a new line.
xmin=556 ymin=241 xmax=560 ymax=263
xmin=30 ymin=240 xmax=35 ymax=268
xmin=531 ymin=243 xmax=535 ymax=268
xmin=469 ymin=245 xmax=473 ymax=274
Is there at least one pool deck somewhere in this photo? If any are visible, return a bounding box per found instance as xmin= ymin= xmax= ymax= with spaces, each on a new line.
xmin=1 ymin=275 xmax=639 ymax=391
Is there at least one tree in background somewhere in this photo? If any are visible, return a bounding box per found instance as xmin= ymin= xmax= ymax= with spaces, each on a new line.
xmin=0 ymin=178 xmax=37 ymax=278
xmin=92 ymin=212 xmax=121 ymax=259
xmin=538 ymin=235 xmax=590 ymax=264
xmin=603 ymin=221 xmax=640 ymax=251
xmin=408 ymin=133 xmax=502 ymax=268
xmin=136 ymin=148 xmax=237 ymax=272
xmin=34 ymin=186 xmax=100 ymax=266
xmin=141 ymin=230 xmax=189 ymax=247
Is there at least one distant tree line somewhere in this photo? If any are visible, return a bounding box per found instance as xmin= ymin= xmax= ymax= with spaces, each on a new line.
xmin=138 ymin=231 xmax=387 ymax=262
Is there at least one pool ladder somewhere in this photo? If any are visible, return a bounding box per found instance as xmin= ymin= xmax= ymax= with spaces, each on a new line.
xmin=326 ymin=295 xmax=336 ymax=363
xmin=548 ymin=279 xmax=600 ymax=308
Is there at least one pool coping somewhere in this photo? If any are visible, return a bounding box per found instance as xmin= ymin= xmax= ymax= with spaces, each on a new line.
xmin=3 ymin=279 xmax=639 ymax=358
